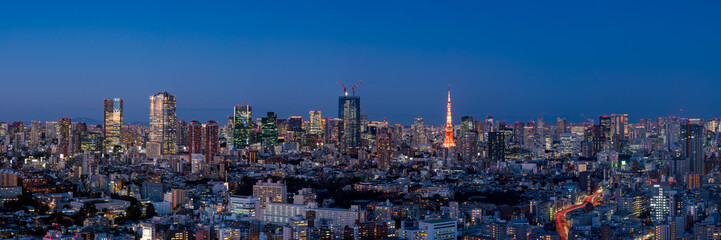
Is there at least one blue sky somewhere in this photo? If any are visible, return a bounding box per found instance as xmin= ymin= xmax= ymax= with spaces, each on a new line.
xmin=1 ymin=1 xmax=720 ymax=125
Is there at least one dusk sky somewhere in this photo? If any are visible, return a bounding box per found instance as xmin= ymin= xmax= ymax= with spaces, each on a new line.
xmin=1 ymin=1 xmax=720 ymax=125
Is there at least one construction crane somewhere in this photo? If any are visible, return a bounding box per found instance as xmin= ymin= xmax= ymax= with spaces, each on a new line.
xmin=351 ymin=80 xmax=362 ymax=95
xmin=581 ymin=113 xmax=591 ymax=125
xmin=337 ymin=81 xmax=347 ymax=95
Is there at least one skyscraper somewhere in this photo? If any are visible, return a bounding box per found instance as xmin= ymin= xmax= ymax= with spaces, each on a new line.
xmin=261 ymin=112 xmax=278 ymax=146
xmin=460 ymin=115 xmax=475 ymax=135
xmin=488 ymin=131 xmax=505 ymax=161
xmin=289 ymin=116 xmax=303 ymax=132
xmin=149 ymin=92 xmax=178 ymax=155
xmin=205 ymin=121 xmax=219 ymax=163
xmin=339 ymin=95 xmax=360 ymax=157
xmin=376 ymin=126 xmax=392 ymax=170
xmin=650 ymin=183 xmax=670 ymax=222
xmin=411 ymin=118 xmax=427 ymax=146
xmin=57 ymin=118 xmax=71 ymax=157
xmin=233 ymin=105 xmax=252 ymax=149
xmin=309 ymin=111 xmax=322 ymax=135
xmin=103 ymin=98 xmax=123 ymax=153
xmin=28 ymin=120 xmax=41 ymax=148
xmin=599 ymin=115 xmax=612 ymax=141
xmin=442 ymin=87 xmax=456 ymax=148
xmin=680 ymin=118 xmax=704 ymax=174
xmin=188 ymin=121 xmax=203 ymax=160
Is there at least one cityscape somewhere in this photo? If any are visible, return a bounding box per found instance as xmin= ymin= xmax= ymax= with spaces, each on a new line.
xmin=2 ymin=1 xmax=721 ymax=240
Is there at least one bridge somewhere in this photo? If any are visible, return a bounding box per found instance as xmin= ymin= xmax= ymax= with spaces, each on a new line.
xmin=554 ymin=189 xmax=603 ymax=240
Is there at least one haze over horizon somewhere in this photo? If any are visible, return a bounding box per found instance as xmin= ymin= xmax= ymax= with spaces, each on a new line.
xmin=2 ymin=1 xmax=720 ymax=125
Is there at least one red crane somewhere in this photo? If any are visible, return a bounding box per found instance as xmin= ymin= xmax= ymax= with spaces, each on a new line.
xmin=351 ymin=80 xmax=362 ymax=95
xmin=337 ymin=81 xmax=347 ymax=95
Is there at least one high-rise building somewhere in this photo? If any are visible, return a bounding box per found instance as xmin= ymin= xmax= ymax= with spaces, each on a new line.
xmin=149 ymin=92 xmax=178 ymax=155
xmin=339 ymin=95 xmax=361 ymax=156
xmin=460 ymin=116 xmax=475 ymax=135
xmin=412 ymin=118 xmax=427 ymax=146
xmin=650 ymin=183 xmax=670 ymax=222
xmin=176 ymin=120 xmax=188 ymax=148
xmin=442 ymin=88 xmax=456 ymax=148
xmin=233 ymin=105 xmax=252 ymax=149
xmin=204 ymin=121 xmax=218 ymax=164
xmin=680 ymin=118 xmax=704 ymax=174
xmin=611 ymin=114 xmax=629 ymax=140
xmin=376 ymin=127 xmax=392 ymax=170
xmin=45 ymin=121 xmax=57 ymax=141
xmin=599 ymin=116 xmax=612 ymax=141
xmin=289 ymin=116 xmax=303 ymax=132
xmin=556 ymin=117 xmax=567 ymax=137
xmin=261 ymin=112 xmax=278 ymax=146
xmin=103 ymin=98 xmax=123 ymax=153
xmin=188 ymin=121 xmax=203 ymax=160
xmin=57 ymin=118 xmax=71 ymax=157
xmin=28 ymin=120 xmax=41 ymax=148
xmin=488 ymin=131 xmax=505 ymax=161
xmin=309 ymin=111 xmax=322 ymax=135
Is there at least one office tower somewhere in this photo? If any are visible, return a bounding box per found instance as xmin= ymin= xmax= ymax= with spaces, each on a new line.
xmin=485 ymin=115 xmax=495 ymax=134
xmin=556 ymin=117 xmax=567 ymax=137
xmin=176 ymin=120 xmax=188 ymax=148
xmin=57 ymin=118 xmax=71 ymax=157
xmin=559 ymin=133 xmax=581 ymax=156
xmin=442 ymin=87 xmax=456 ymax=148
xmin=324 ymin=118 xmax=341 ymax=146
xmin=376 ymin=127 xmax=392 ymax=170
xmin=188 ymin=121 xmax=203 ymax=161
xmin=232 ymin=105 xmax=252 ymax=149
xmin=8 ymin=121 xmax=24 ymax=145
xmin=339 ymin=94 xmax=361 ymax=156
xmin=0 ymin=122 xmax=6 ymax=142
xmin=71 ymin=122 xmax=87 ymax=155
xmin=611 ymin=114 xmax=628 ymax=139
xmin=103 ymin=98 xmax=123 ymax=153
xmin=289 ymin=116 xmax=303 ymax=132
xmin=45 ymin=121 xmax=57 ymax=141
xmin=599 ymin=116 xmax=612 ymax=141
xmin=488 ymin=131 xmax=505 ymax=161
xmin=28 ymin=120 xmax=41 ymax=148
xmin=680 ymin=118 xmax=704 ymax=174
xmin=309 ymin=111 xmax=322 ymax=135
xmin=149 ymin=92 xmax=178 ymax=155
xmin=412 ymin=118 xmax=427 ymax=145
xmin=460 ymin=115 xmax=475 ymax=135
xmin=513 ymin=122 xmax=525 ymax=145
xmin=650 ymin=183 xmax=670 ymax=222
xmin=459 ymin=131 xmax=479 ymax=161
xmin=204 ymin=121 xmax=218 ymax=163
xmin=261 ymin=112 xmax=278 ymax=146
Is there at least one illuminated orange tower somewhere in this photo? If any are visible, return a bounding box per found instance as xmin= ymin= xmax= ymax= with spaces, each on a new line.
xmin=442 ymin=86 xmax=456 ymax=148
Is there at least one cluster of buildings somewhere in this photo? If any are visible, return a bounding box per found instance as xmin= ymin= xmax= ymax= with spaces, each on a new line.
xmin=1 ymin=87 xmax=721 ymax=240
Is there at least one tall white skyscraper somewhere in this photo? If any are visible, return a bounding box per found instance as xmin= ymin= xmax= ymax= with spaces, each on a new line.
xmin=149 ymin=92 xmax=177 ymax=155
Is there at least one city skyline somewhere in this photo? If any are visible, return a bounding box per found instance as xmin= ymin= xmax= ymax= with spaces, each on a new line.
xmin=0 ymin=88 xmax=715 ymax=126
xmin=2 ymin=1 xmax=721 ymax=124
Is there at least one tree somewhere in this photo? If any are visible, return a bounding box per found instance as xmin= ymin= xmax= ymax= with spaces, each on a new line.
xmin=144 ymin=203 xmax=157 ymax=219
xmin=125 ymin=204 xmax=142 ymax=221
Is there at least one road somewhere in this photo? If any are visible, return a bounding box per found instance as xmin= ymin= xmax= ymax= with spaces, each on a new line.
xmin=554 ymin=190 xmax=603 ymax=240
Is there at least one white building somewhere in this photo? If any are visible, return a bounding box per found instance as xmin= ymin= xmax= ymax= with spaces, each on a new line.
xmin=229 ymin=195 xmax=260 ymax=218
xmin=400 ymin=219 xmax=457 ymax=240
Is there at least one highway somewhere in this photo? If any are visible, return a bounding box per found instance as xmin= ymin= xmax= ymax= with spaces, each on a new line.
xmin=554 ymin=190 xmax=603 ymax=240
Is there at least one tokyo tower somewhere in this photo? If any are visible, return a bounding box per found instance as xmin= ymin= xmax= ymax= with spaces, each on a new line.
xmin=442 ymin=86 xmax=456 ymax=148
